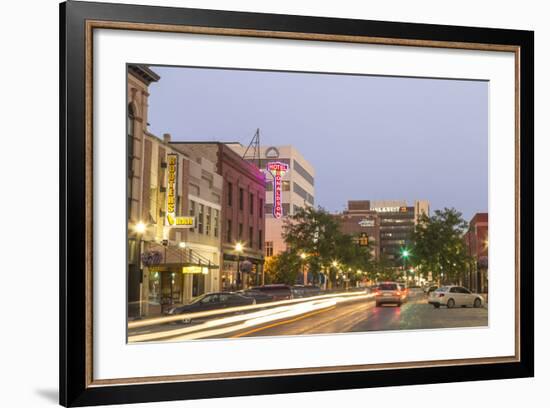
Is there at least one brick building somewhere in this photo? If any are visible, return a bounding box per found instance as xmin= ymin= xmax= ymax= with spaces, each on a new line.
xmin=464 ymin=212 xmax=489 ymax=293
xmin=127 ymin=65 xmax=223 ymax=318
xmin=170 ymin=142 xmax=266 ymax=290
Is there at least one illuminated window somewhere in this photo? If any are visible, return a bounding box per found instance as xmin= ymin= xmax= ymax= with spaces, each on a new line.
xmin=213 ymin=209 xmax=219 ymax=237
xmin=198 ymin=204 xmax=204 ymax=234
xmin=265 ymin=241 xmax=274 ymax=257
xmin=206 ymin=207 xmax=212 ymax=235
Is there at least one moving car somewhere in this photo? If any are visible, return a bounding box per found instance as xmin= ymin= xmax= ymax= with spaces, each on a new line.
xmin=397 ymin=283 xmax=409 ymax=303
xmin=428 ymin=286 xmax=484 ymax=309
xmin=250 ymin=284 xmax=293 ymax=300
xmin=165 ymin=292 xmax=255 ymax=315
xmin=375 ymin=282 xmax=403 ymax=307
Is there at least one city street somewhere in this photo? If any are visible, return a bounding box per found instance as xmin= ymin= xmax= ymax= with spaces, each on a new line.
xmin=128 ymin=291 xmax=488 ymax=343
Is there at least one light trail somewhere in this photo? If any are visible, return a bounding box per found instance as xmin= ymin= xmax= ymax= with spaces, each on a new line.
xmin=128 ymin=290 xmax=373 ymax=329
xmin=128 ymin=293 xmax=374 ymax=343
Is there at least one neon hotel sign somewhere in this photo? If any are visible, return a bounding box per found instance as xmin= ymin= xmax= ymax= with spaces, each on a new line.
xmin=266 ymin=161 xmax=289 ymax=219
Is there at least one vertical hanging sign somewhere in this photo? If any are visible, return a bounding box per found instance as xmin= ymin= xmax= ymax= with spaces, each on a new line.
xmin=166 ymin=153 xmax=178 ymax=226
xmin=267 ymin=161 xmax=289 ymax=219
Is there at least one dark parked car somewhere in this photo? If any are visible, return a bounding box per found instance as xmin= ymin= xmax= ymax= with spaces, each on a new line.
xmin=250 ymin=284 xmax=293 ymax=300
xmin=291 ymin=285 xmax=322 ymax=298
xmin=237 ymin=289 xmax=275 ymax=304
xmin=165 ymin=292 xmax=255 ymax=315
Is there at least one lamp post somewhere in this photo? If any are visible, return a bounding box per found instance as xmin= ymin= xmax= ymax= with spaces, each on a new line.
xmin=332 ymin=260 xmax=339 ymax=289
xmin=133 ymin=221 xmax=146 ymax=318
xmin=300 ymin=252 xmax=307 ymax=285
xmin=400 ymin=248 xmax=410 ymax=280
xmin=235 ymin=242 xmax=244 ymax=289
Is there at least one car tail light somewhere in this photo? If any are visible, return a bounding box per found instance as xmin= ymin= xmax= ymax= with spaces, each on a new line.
xmin=438 ymin=293 xmax=445 ymax=297
xmin=394 ymin=291 xmax=401 ymax=296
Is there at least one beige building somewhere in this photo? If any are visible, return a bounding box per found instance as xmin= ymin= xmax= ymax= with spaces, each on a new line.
xmin=127 ymin=65 xmax=223 ymax=317
xmin=227 ymin=144 xmax=316 ymax=258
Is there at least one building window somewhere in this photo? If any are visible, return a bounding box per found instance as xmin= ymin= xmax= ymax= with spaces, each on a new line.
xmin=214 ymin=209 xmax=219 ymax=237
xmin=293 ymin=159 xmax=315 ymax=185
xmin=198 ymin=204 xmax=204 ymax=234
xmin=239 ymin=223 xmax=243 ymax=240
xmin=265 ymin=203 xmax=273 ymax=216
xmin=258 ymin=230 xmax=263 ymax=250
xmin=282 ymin=180 xmax=290 ymax=191
xmin=293 ymin=182 xmax=314 ymax=205
xmin=249 ymin=226 xmax=254 ymax=248
xmin=249 ymin=193 xmax=254 ymax=215
xmin=189 ymin=200 xmax=196 ymax=232
xmin=265 ymin=241 xmax=274 ymax=257
xmin=127 ymin=103 xmax=135 ymax=214
xmin=282 ymin=203 xmax=290 ymax=216
xmin=227 ymin=219 xmax=232 ymax=242
xmin=206 ymin=207 xmax=212 ymax=235
xmin=239 ymin=188 xmax=244 ymax=211
xmin=227 ymin=182 xmax=233 ymax=207
xmin=259 ymin=199 xmax=263 ymax=218
xmin=266 ymin=182 xmax=273 ymax=191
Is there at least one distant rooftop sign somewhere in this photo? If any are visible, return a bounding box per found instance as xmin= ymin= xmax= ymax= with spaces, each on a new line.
xmin=265 ymin=146 xmax=280 ymax=159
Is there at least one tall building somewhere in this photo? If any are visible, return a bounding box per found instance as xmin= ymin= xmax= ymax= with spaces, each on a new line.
xmin=127 ymin=66 xmax=223 ymax=318
xmin=227 ymin=144 xmax=315 ymax=258
xmin=169 ymin=142 xmax=266 ymax=290
xmin=464 ymin=212 xmax=488 ymax=293
xmin=335 ymin=202 xmax=380 ymax=260
xmin=338 ymin=200 xmax=430 ymax=264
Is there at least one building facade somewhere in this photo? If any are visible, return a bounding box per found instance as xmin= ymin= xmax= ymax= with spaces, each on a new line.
xmin=464 ymin=212 xmax=489 ymax=293
xmin=169 ymin=142 xmax=266 ymax=290
xmin=127 ymin=66 xmax=223 ymax=318
xmin=227 ymin=144 xmax=316 ymax=258
xmin=335 ymin=201 xmax=381 ymax=260
xmin=337 ymin=200 xmax=430 ymax=265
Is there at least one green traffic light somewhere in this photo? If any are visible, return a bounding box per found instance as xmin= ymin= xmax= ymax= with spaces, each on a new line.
xmin=401 ymin=249 xmax=410 ymax=258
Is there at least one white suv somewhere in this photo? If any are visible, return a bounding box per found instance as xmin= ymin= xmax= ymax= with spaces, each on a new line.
xmin=428 ymin=286 xmax=484 ymax=309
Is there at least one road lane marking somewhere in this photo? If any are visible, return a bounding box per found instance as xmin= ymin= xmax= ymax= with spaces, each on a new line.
xmin=230 ymin=306 xmax=337 ymax=338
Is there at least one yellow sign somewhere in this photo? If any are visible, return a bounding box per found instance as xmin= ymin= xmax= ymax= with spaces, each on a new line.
xmin=175 ymin=216 xmax=195 ymax=227
xmin=166 ymin=154 xmax=178 ymax=225
xmin=182 ymin=266 xmax=210 ymax=274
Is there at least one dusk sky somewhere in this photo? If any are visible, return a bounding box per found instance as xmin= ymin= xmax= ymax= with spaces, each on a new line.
xmin=147 ymin=65 xmax=488 ymax=221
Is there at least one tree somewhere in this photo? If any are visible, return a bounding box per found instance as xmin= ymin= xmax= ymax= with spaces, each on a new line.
xmin=282 ymin=206 xmax=373 ymax=287
xmin=263 ymin=251 xmax=301 ymax=285
xmin=411 ymin=207 xmax=472 ymax=285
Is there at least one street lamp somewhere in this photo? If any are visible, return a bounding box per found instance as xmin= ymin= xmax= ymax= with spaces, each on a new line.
xmin=300 ymin=252 xmax=308 ymax=285
xmin=133 ymin=221 xmax=147 ymax=318
xmin=235 ymin=242 xmax=244 ymax=289
xmin=134 ymin=221 xmax=146 ymax=234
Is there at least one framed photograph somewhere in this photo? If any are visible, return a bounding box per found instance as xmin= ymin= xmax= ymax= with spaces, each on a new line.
xmin=60 ymin=1 xmax=534 ymax=406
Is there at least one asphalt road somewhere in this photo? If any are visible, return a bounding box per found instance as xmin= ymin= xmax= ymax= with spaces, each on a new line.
xmin=128 ymin=292 xmax=488 ymax=342
xmin=222 ymin=293 xmax=488 ymax=339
